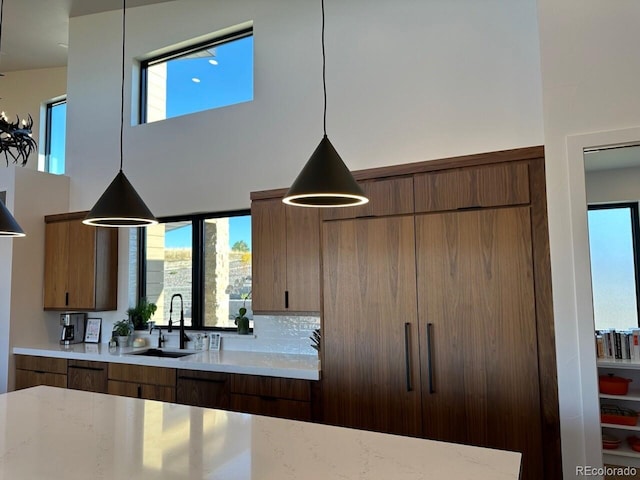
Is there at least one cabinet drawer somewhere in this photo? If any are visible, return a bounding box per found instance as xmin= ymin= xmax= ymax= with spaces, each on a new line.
xmin=414 ymin=162 xmax=530 ymax=212
xmin=15 ymin=355 xmax=67 ymax=375
xmin=230 ymin=393 xmax=311 ymax=421
xmin=15 ymin=370 xmax=67 ymax=390
xmin=231 ymin=374 xmax=311 ymax=402
xmin=107 ymin=380 xmax=175 ymax=402
xmin=323 ymin=177 xmax=414 ymax=220
xmin=176 ymin=370 xmax=230 ymax=409
xmin=108 ymin=364 xmax=176 ymax=387
xmin=67 ymin=360 xmax=108 ymax=393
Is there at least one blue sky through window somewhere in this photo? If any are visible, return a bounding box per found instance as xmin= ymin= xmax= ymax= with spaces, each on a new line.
xmin=165 ymin=215 xmax=251 ymax=249
xmin=47 ymin=101 xmax=66 ymax=174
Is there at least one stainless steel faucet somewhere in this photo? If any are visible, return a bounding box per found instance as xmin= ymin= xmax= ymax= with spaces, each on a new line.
xmin=169 ymin=293 xmax=189 ymax=349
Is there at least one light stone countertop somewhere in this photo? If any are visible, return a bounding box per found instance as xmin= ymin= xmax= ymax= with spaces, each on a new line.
xmin=13 ymin=342 xmax=320 ymax=380
xmin=0 ymin=386 xmax=521 ymax=480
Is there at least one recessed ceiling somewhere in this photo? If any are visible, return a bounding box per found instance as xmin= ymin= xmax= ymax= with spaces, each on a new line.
xmin=0 ymin=0 xmax=174 ymax=72
xmin=584 ymin=145 xmax=640 ymax=172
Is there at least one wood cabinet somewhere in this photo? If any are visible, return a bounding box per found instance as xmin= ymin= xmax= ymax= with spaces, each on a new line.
xmin=416 ymin=207 xmax=543 ymax=479
xmin=318 ymin=151 xmax=561 ymax=480
xmin=44 ymin=212 xmax=118 ymax=311
xmin=322 ymin=177 xmax=415 ymax=220
xmin=67 ymin=359 xmax=108 ymax=393
xmin=107 ymin=363 xmax=176 ymax=402
xmin=176 ymin=369 xmax=230 ymax=409
xmin=230 ymin=374 xmax=312 ymax=421
xmin=251 ymin=198 xmax=320 ymax=313
xmin=321 ymin=216 xmax=422 ymax=436
xmin=15 ymin=355 xmax=67 ymax=390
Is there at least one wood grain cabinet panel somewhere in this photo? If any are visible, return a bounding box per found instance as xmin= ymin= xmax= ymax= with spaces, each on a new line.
xmin=322 ymin=177 xmax=415 ymax=220
xmin=108 ymin=364 xmax=176 ymax=386
xmin=44 ymin=212 xmax=118 ymax=311
xmin=321 ymin=216 xmax=422 ymax=437
xmin=176 ymin=370 xmax=230 ymax=409
xmin=252 ymin=199 xmax=320 ymax=313
xmin=416 ymin=207 xmax=543 ymax=480
xmin=14 ymin=355 xmax=68 ymax=390
xmin=230 ymin=394 xmax=311 ymax=421
xmin=231 ymin=374 xmax=310 ymax=401
xmin=107 ymin=380 xmax=175 ymax=403
xmin=67 ymin=360 xmax=108 ymax=393
xmin=414 ymin=162 xmax=530 ymax=212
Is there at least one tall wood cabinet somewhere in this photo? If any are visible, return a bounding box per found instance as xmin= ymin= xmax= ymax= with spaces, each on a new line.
xmin=44 ymin=212 xmax=118 ymax=311
xmin=251 ymin=198 xmax=320 ymax=313
xmin=316 ymin=149 xmax=560 ymax=480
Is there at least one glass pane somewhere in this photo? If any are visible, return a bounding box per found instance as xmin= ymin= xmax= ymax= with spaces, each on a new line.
xmin=203 ymin=215 xmax=252 ymax=328
xmin=145 ymin=221 xmax=193 ymax=327
xmin=588 ymin=206 xmax=639 ymax=330
xmin=47 ymin=102 xmax=66 ymax=174
xmin=145 ymin=34 xmax=253 ymax=123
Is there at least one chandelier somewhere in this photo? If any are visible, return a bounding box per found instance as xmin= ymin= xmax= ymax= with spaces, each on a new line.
xmin=0 ymin=112 xmax=36 ymax=166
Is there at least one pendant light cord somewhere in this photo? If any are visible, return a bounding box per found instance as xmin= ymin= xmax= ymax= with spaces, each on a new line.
xmin=321 ymin=0 xmax=327 ymax=137
xmin=0 ymin=0 xmax=4 ymax=57
xmin=119 ymin=0 xmax=126 ymax=172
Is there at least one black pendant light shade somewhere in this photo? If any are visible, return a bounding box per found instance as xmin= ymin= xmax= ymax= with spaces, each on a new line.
xmin=0 ymin=198 xmax=25 ymax=237
xmin=83 ymin=171 xmax=157 ymax=227
xmin=84 ymin=0 xmax=156 ymax=227
xmin=283 ymin=0 xmax=368 ymax=208
xmin=283 ymin=135 xmax=367 ymax=207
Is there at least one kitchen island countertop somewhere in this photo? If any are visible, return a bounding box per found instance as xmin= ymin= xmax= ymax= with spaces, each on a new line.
xmin=0 ymin=386 xmax=521 ymax=479
xmin=13 ymin=342 xmax=319 ymax=380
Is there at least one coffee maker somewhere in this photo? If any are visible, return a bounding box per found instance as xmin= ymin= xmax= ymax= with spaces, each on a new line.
xmin=60 ymin=313 xmax=86 ymax=345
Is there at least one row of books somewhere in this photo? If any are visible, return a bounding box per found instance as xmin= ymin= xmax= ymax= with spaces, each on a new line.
xmin=596 ymin=330 xmax=640 ymax=360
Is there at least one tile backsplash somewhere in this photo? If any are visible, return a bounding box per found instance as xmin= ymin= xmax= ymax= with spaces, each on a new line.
xmin=135 ymin=314 xmax=320 ymax=356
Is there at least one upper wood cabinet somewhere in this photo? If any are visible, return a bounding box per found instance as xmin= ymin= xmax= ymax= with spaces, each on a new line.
xmin=413 ymin=162 xmax=530 ymax=213
xmin=251 ymin=198 xmax=320 ymax=313
xmin=322 ymin=177 xmax=414 ymax=220
xmin=44 ymin=212 xmax=118 ymax=311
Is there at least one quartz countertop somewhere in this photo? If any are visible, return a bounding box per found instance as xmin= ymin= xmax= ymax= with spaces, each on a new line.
xmin=13 ymin=342 xmax=320 ymax=380
xmin=0 ymin=386 xmax=521 ymax=479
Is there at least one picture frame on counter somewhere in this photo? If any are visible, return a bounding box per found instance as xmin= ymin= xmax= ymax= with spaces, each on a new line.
xmin=210 ymin=333 xmax=221 ymax=351
xmin=84 ymin=318 xmax=102 ymax=343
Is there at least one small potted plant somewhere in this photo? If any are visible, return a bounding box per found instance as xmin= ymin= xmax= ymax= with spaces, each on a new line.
xmin=113 ymin=319 xmax=132 ymax=347
xmin=234 ymin=291 xmax=251 ymax=335
xmin=127 ymin=298 xmax=157 ymax=330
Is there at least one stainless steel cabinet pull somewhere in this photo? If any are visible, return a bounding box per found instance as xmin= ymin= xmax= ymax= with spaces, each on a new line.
xmin=427 ymin=322 xmax=435 ymax=394
xmin=404 ymin=322 xmax=413 ymax=392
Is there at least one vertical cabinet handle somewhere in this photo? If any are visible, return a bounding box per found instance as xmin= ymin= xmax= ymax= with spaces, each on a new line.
xmin=284 ymin=290 xmax=289 ymax=309
xmin=427 ymin=322 xmax=435 ymax=394
xmin=404 ymin=322 xmax=413 ymax=392
xmin=137 ymin=385 xmax=142 ymax=398
xmin=65 ymin=292 xmax=69 ymax=306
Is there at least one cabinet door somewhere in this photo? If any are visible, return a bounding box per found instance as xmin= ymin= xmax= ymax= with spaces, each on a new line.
xmin=43 ymin=221 xmax=69 ymax=309
xmin=15 ymin=370 xmax=67 ymax=390
xmin=230 ymin=394 xmax=311 ymax=421
xmin=176 ymin=370 xmax=230 ymax=409
xmin=67 ymin=360 xmax=108 ymax=393
xmin=321 ymin=217 xmax=422 ymax=436
xmin=416 ymin=207 xmax=543 ymax=480
xmin=107 ymin=380 xmax=175 ymax=402
xmin=252 ymin=199 xmax=287 ymax=311
xmin=67 ymin=220 xmax=97 ymax=310
xmin=285 ymin=205 xmax=320 ymax=312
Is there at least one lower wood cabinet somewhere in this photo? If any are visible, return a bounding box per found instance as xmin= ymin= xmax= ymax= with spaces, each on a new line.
xmin=230 ymin=374 xmax=312 ymax=421
xmin=107 ymin=363 xmax=176 ymax=402
xmin=14 ymin=355 xmax=316 ymax=422
xmin=15 ymin=355 xmax=67 ymax=390
xmin=176 ymin=369 xmax=230 ymax=409
xmin=67 ymin=360 xmax=108 ymax=393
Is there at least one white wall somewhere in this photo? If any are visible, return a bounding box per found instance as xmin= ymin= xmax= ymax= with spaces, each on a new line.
xmin=586 ymin=166 xmax=640 ymax=204
xmin=537 ymin=0 xmax=640 ymax=477
xmin=0 ymin=167 xmax=69 ymax=392
xmin=0 ymin=67 xmax=67 ymax=171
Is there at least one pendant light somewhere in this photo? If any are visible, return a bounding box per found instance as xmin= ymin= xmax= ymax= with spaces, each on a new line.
xmin=83 ymin=0 xmax=157 ymax=227
xmin=0 ymin=198 xmax=24 ymax=237
xmin=283 ymin=0 xmax=368 ymax=208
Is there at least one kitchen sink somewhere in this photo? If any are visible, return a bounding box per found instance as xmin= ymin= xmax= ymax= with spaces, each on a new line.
xmin=127 ymin=348 xmax=195 ymax=359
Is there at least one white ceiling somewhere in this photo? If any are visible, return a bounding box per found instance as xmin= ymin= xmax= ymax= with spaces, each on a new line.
xmin=584 ymin=145 xmax=640 ymax=172
xmin=0 ymin=0 xmax=173 ymax=72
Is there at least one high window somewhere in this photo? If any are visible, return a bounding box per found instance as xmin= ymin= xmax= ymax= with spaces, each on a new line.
xmin=140 ymin=27 xmax=253 ymax=123
xmin=588 ymin=203 xmax=640 ymax=330
xmin=140 ymin=211 xmax=252 ymax=330
xmin=43 ymin=99 xmax=66 ymax=174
